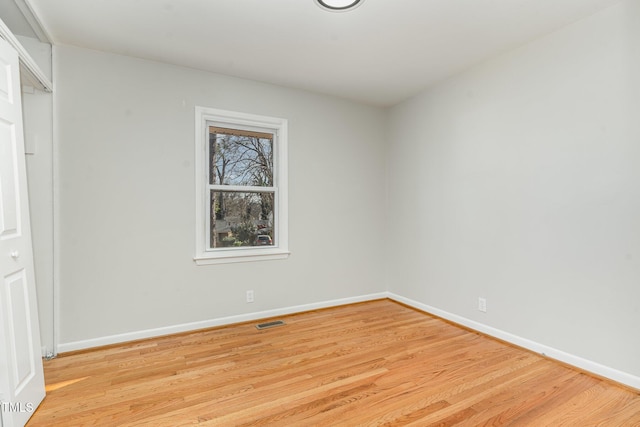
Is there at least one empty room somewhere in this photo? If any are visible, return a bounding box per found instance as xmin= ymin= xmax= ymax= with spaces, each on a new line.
xmin=1 ymin=0 xmax=639 ymax=425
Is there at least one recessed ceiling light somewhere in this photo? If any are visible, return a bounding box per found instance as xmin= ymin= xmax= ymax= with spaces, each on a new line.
xmin=315 ymin=0 xmax=364 ymax=12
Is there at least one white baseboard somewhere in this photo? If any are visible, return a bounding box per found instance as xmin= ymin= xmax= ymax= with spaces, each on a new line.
xmin=387 ymin=293 xmax=640 ymax=391
xmin=56 ymin=292 xmax=389 ymax=353
xmin=56 ymin=291 xmax=640 ymax=391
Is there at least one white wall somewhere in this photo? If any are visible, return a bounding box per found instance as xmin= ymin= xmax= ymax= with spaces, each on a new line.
xmin=16 ymin=35 xmax=51 ymax=81
xmin=54 ymin=44 xmax=387 ymax=347
xmin=388 ymin=0 xmax=640 ymax=380
xmin=20 ymin=36 xmax=54 ymax=355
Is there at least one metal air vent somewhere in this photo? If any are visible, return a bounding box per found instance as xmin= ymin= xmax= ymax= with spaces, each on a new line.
xmin=256 ymin=320 xmax=286 ymax=330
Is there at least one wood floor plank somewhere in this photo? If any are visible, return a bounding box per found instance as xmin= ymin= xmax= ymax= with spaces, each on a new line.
xmin=27 ymin=299 xmax=640 ymax=426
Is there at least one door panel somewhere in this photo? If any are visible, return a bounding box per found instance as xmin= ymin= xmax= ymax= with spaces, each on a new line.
xmin=6 ymin=270 xmax=36 ymax=392
xmin=0 ymin=55 xmax=12 ymax=103
xmin=0 ymin=37 xmax=45 ymax=427
xmin=0 ymin=119 xmax=20 ymax=238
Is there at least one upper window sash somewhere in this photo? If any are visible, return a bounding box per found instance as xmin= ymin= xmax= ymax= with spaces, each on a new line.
xmin=208 ymin=125 xmax=275 ymax=188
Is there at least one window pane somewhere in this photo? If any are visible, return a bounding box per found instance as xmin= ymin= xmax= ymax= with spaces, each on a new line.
xmin=210 ymin=190 xmax=275 ymax=248
xmin=209 ymin=127 xmax=273 ymax=187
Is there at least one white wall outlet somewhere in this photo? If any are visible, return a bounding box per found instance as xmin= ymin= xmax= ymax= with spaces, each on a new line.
xmin=246 ymin=290 xmax=254 ymax=303
xmin=478 ymin=297 xmax=487 ymax=313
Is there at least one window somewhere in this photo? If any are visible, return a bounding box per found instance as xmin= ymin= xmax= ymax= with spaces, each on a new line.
xmin=195 ymin=107 xmax=289 ymax=265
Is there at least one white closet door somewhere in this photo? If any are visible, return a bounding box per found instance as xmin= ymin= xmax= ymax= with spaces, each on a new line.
xmin=0 ymin=36 xmax=45 ymax=427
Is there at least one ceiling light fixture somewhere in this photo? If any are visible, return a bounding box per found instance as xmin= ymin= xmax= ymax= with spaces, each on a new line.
xmin=315 ymin=0 xmax=363 ymax=12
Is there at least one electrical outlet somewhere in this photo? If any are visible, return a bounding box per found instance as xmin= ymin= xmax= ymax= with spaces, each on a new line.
xmin=478 ymin=297 xmax=487 ymax=313
xmin=246 ymin=290 xmax=254 ymax=303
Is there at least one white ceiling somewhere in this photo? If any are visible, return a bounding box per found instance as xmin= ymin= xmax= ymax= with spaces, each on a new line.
xmin=20 ymin=0 xmax=623 ymax=106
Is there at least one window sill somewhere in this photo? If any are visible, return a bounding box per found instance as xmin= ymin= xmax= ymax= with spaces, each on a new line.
xmin=194 ymin=249 xmax=290 ymax=265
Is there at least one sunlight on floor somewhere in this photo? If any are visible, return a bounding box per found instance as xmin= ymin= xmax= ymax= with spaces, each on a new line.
xmin=45 ymin=377 xmax=90 ymax=392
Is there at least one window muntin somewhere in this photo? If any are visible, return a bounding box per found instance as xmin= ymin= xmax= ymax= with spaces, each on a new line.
xmin=195 ymin=107 xmax=288 ymax=265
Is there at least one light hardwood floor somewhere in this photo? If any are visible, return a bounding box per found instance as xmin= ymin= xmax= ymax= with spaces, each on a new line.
xmin=27 ymin=299 xmax=640 ymax=426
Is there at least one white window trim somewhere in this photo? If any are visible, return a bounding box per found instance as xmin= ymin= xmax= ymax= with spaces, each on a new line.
xmin=194 ymin=106 xmax=289 ymax=265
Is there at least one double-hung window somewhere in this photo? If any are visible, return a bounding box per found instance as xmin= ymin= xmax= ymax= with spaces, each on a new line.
xmin=195 ymin=107 xmax=289 ymax=264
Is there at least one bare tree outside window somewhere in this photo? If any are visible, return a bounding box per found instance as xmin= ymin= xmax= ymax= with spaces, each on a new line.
xmin=208 ymin=127 xmax=275 ymax=248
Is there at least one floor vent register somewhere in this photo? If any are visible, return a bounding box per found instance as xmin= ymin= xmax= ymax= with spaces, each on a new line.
xmin=256 ymin=320 xmax=286 ymax=330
